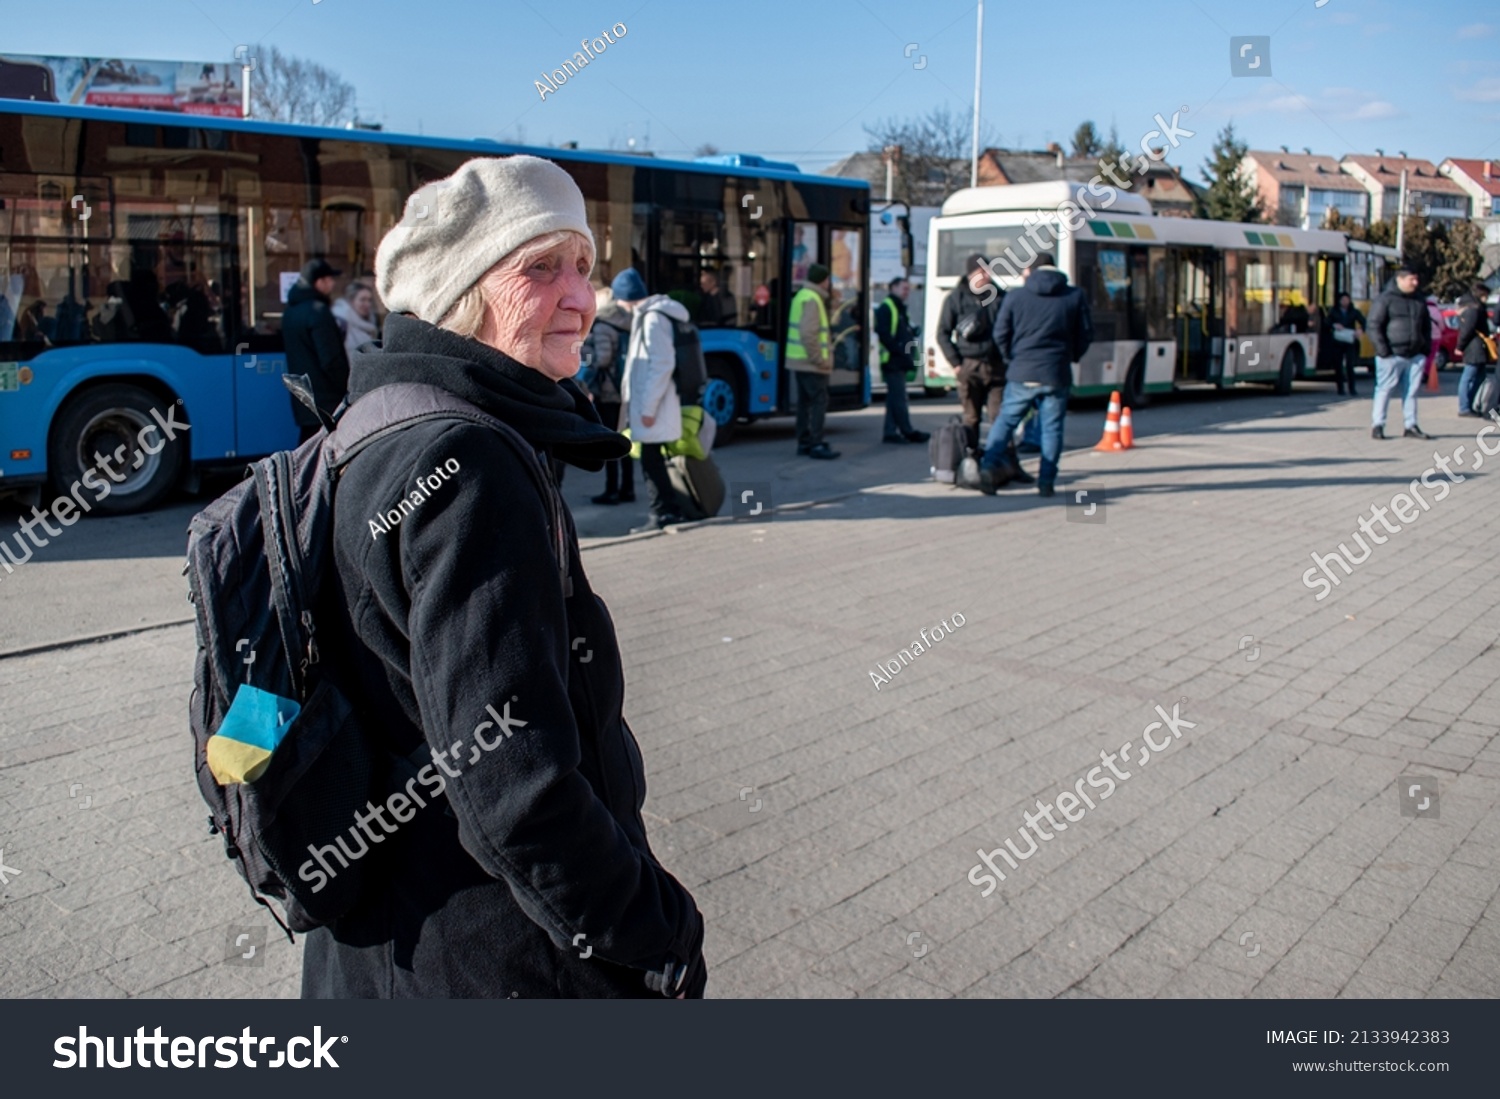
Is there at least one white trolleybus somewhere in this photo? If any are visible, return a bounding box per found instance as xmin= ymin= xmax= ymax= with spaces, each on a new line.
xmin=921 ymin=182 xmax=1399 ymax=404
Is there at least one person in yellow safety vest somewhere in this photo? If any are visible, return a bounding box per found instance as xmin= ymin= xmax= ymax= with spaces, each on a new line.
xmin=786 ymin=263 xmax=839 ymax=459
xmin=874 ymin=276 xmax=930 ymax=445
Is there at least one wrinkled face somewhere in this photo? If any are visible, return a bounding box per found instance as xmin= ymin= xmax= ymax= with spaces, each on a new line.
xmin=1397 ymin=273 xmax=1419 ymax=294
xmin=352 ymin=289 xmax=374 ymax=318
xmin=476 ymin=233 xmax=596 ymax=381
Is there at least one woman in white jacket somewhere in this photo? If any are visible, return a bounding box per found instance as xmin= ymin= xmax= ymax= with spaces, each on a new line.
xmin=613 ymin=268 xmax=688 ymax=531
xmin=332 ymin=281 xmax=381 ymax=361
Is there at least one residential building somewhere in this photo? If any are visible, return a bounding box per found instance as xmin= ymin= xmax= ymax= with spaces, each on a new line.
xmin=1340 ymin=154 xmax=1470 ymax=226
xmin=1243 ymin=149 xmax=1369 ymax=228
xmin=1439 ymin=158 xmax=1500 ymax=273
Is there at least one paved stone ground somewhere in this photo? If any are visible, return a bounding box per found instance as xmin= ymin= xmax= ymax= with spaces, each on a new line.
xmin=2 ymin=382 xmax=1497 ymax=998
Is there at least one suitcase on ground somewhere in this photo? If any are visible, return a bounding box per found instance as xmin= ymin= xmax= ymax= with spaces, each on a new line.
xmin=929 ymin=416 xmax=968 ymax=484
xmin=667 ymin=453 xmax=725 ymax=520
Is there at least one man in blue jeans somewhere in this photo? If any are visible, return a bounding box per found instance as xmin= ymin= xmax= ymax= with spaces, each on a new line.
xmin=978 ymin=253 xmax=1091 ymax=498
xmin=1367 ymin=267 xmax=1435 ymax=441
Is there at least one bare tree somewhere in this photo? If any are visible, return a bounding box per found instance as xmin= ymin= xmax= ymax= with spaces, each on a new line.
xmin=250 ymin=45 xmax=357 ymax=127
xmin=864 ymin=104 xmax=995 ymax=205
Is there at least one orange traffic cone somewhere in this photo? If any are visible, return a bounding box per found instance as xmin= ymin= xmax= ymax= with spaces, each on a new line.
xmin=1119 ymin=407 xmax=1135 ymax=449
xmin=1425 ymin=358 xmax=1439 ymax=392
xmin=1095 ymin=390 xmax=1123 ymax=451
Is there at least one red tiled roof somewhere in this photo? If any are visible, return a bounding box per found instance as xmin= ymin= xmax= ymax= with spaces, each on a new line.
xmin=1442 ymin=159 xmax=1500 ymax=197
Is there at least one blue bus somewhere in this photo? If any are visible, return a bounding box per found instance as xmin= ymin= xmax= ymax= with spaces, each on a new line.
xmin=0 ymin=101 xmax=870 ymax=513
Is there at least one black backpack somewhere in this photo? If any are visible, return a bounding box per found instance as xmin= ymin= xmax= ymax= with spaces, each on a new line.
xmin=670 ymin=318 xmax=708 ymax=405
xmin=186 ymin=380 xmax=568 ymax=938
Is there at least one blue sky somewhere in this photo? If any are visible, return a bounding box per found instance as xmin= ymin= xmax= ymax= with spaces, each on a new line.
xmin=7 ymin=0 xmax=1500 ymax=176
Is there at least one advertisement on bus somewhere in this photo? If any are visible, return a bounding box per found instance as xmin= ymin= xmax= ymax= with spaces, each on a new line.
xmin=0 ymin=53 xmax=244 ymax=116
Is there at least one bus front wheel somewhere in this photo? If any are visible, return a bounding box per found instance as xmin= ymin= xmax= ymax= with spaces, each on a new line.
xmin=49 ymin=383 xmax=186 ymax=515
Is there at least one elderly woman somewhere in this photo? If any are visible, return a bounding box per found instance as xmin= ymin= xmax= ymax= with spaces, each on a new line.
xmin=303 ymin=155 xmax=706 ymax=999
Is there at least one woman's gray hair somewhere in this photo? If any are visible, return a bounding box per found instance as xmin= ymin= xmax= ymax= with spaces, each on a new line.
xmin=437 ymin=229 xmax=594 ymax=339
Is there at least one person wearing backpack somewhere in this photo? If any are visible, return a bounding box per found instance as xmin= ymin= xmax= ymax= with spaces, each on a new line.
xmin=936 ymin=254 xmax=1015 ymax=464
xmin=583 ymin=287 xmax=635 ymax=504
xmin=613 ymin=267 xmax=694 ymax=531
xmin=1455 ymin=281 xmax=1495 ymax=418
xmin=198 ymin=155 xmax=707 ymax=1000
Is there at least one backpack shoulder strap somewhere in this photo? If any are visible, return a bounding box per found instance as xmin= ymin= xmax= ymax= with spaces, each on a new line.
xmin=325 ymin=383 xmax=572 ymax=596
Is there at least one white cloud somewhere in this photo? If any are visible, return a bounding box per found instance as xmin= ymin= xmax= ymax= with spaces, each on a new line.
xmin=1459 ymin=23 xmax=1494 ymax=39
xmin=1455 ymin=77 xmax=1500 ymax=103
xmin=1350 ymin=100 xmax=1400 ymax=120
xmin=1237 ymin=86 xmax=1403 ymax=123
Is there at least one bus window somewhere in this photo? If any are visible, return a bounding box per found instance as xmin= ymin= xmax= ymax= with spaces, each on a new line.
xmin=1273 ymin=252 xmax=1312 ymax=333
xmin=1237 ymin=250 xmax=1275 ymax=335
xmin=936 ymin=225 xmax=1057 ymax=280
xmin=1075 ymin=241 xmax=1130 ymax=343
xmin=791 ymin=221 xmax=818 ymax=284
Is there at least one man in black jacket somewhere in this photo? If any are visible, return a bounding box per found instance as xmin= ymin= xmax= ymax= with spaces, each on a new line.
xmin=1455 ymin=281 xmax=1494 ymax=417
xmin=282 ymin=258 xmax=351 ymax=442
xmin=875 ymin=276 xmax=929 ymax=444
xmin=977 ymin=254 xmax=1091 ymax=498
xmin=1368 ymin=268 xmax=1434 ymax=440
xmin=936 ymin=253 xmax=1007 ymax=454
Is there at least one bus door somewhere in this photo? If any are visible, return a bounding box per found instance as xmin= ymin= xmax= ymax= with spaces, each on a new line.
xmin=827 ymin=225 xmax=865 ymax=405
xmin=786 ymin=221 xmax=866 ymax=411
xmin=1170 ymin=247 xmax=1217 ymax=382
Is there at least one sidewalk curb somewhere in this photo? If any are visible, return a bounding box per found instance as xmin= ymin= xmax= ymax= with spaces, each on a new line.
xmin=0 ymin=617 xmax=195 ymax=661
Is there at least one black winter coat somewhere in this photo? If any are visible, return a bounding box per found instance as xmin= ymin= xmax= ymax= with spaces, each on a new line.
xmin=1368 ymin=287 xmax=1432 ymax=358
xmin=301 ymin=314 xmax=706 ymax=999
xmin=282 ymin=281 xmax=352 ymax=427
xmin=1455 ymin=294 xmax=1493 ymax=366
xmin=875 ymin=295 xmax=918 ymax=374
xmin=936 ymin=281 xmax=1004 ymax=366
xmin=992 ymin=268 xmax=1092 ymax=389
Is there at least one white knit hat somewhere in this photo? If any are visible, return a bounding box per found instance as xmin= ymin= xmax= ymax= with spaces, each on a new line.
xmin=376 ymin=155 xmax=594 ymax=323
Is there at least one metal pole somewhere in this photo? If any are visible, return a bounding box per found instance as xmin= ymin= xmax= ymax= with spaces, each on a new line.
xmin=1395 ymin=167 xmax=1408 ymax=255
xmin=241 ymin=63 xmax=252 ymax=119
xmin=970 ymin=0 xmax=983 ymax=188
